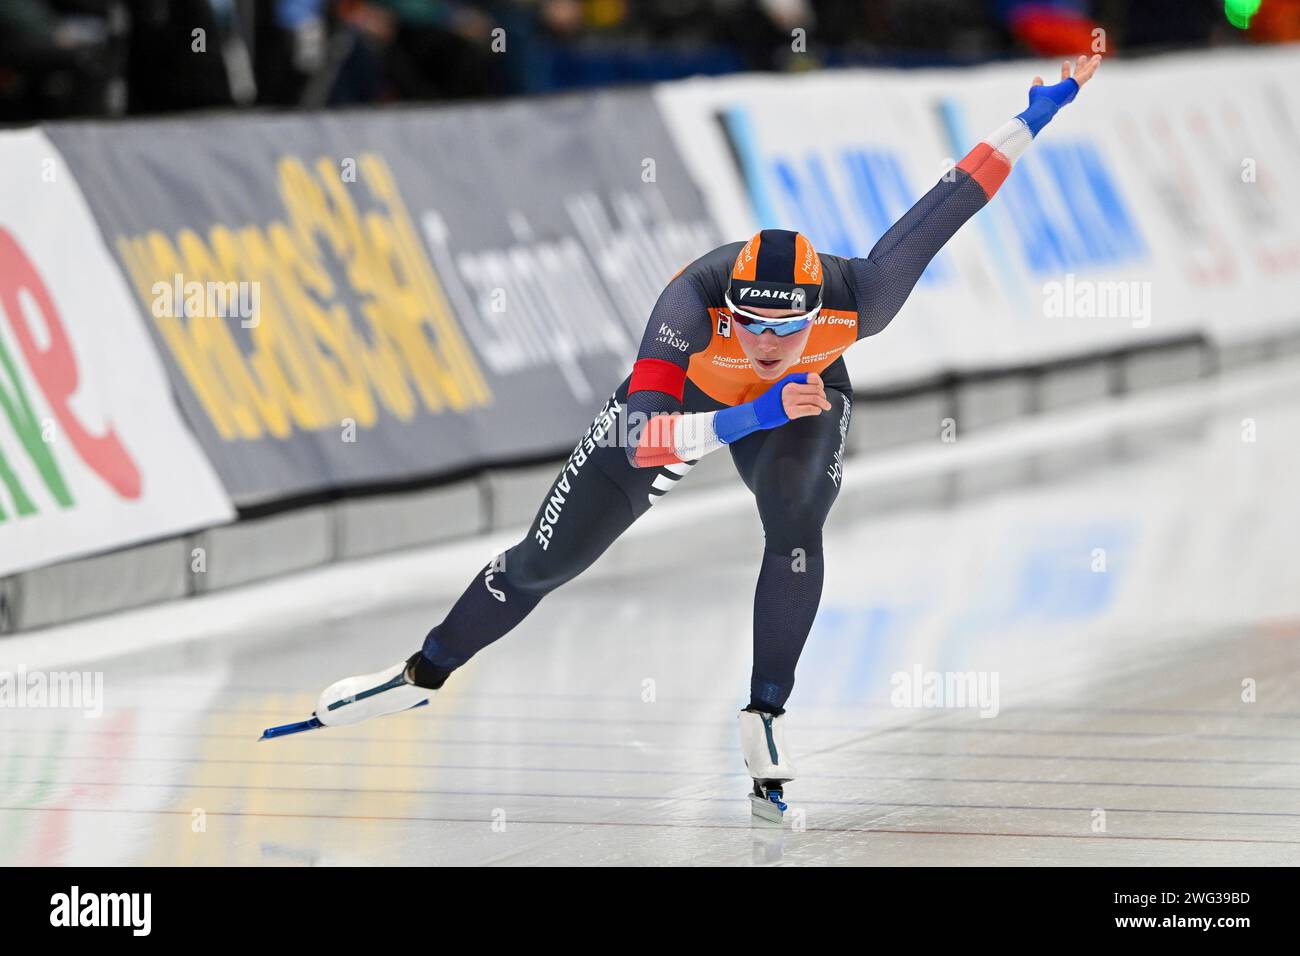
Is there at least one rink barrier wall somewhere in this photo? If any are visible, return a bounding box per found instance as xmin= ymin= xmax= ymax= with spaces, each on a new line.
xmin=953 ymin=376 xmax=1034 ymax=433
xmin=12 ymin=538 xmax=191 ymax=632
xmin=335 ymin=482 xmax=486 ymax=562
xmin=8 ymin=329 xmax=1300 ymax=634
xmin=189 ymin=509 xmax=335 ymax=594
xmin=1035 ymin=361 xmax=1114 ymax=413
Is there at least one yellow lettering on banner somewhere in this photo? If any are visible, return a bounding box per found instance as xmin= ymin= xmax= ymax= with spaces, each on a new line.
xmin=116 ymin=232 xmax=256 ymax=440
xmin=298 ymin=157 xmax=416 ymax=419
xmin=264 ymin=222 xmax=376 ymax=428
xmin=113 ymin=151 xmax=492 ymax=446
xmin=362 ymin=155 xmax=491 ymax=410
xmin=234 ymin=224 xmax=327 ymax=429
xmin=177 ymin=228 xmax=292 ymax=439
xmin=210 ymin=224 xmax=323 ymax=437
xmin=271 ymin=159 xmax=367 ymax=426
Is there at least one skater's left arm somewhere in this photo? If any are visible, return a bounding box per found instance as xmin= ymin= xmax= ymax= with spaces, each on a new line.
xmin=851 ymin=54 xmax=1101 ymax=339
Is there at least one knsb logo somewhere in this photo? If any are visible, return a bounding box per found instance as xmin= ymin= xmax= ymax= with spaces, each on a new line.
xmin=716 ymin=311 xmax=732 ymax=338
xmin=49 ymin=886 xmax=151 ymax=936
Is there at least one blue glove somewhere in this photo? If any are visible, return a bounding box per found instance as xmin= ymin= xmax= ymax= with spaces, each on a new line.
xmin=1017 ymin=77 xmax=1078 ymax=136
xmin=714 ymin=373 xmax=808 ymax=444
xmin=752 ymin=372 xmax=808 ymax=429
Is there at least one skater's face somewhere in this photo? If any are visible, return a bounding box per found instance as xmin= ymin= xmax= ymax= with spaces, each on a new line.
xmin=735 ymin=307 xmax=813 ymax=380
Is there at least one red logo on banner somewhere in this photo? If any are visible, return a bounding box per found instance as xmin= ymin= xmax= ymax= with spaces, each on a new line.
xmin=0 ymin=227 xmax=142 ymax=501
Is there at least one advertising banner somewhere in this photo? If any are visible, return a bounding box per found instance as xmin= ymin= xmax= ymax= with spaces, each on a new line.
xmin=0 ymin=131 xmax=234 ymax=576
xmin=655 ymin=48 xmax=1300 ymax=386
xmin=49 ymin=89 xmax=720 ymax=505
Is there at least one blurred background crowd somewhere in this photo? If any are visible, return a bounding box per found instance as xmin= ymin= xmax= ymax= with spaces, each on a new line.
xmin=0 ymin=0 xmax=1297 ymax=122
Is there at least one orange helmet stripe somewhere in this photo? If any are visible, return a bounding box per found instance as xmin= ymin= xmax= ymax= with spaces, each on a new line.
xmin=732 ymin=232 xmax=761 ymax=281
xmin=794 ymin=233 xmax=822 ymax=285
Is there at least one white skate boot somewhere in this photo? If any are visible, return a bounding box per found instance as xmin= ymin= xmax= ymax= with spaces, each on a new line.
xmin=315 ymin=654 xmax=434 ymax=727
xmin=739 ymin=707 xmax=796 ymax=824
xmin=260 ymin=653 xmax=437 ymax=739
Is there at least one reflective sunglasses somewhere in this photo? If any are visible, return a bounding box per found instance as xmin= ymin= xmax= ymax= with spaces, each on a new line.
xmin=724 ymin=292 xmax=821 ymax=337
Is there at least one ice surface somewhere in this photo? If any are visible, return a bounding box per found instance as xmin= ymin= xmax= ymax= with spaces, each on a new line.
xmin=2 ymin=364 xmax=1298 ymax=866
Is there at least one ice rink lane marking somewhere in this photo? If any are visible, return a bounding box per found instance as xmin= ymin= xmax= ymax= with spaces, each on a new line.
xmin=16 ymin=693 xmax=1300 ymax=721
xmin=0 ymin=805 xmax=1297 ymax=846
xmin=4 ymin=724 xmax=1298 ymax=743
xmin=9 ymin=750 xmax=1300 ymax=771
xmin=5 ymin=773 xmax=1300 ymax=793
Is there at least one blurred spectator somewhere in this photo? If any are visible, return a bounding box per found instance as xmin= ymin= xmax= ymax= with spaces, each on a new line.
xmin=998 ymin=1 xmax=1103 ymax=56
xmin=884 ymin=0 xmax=1000 ymax=57
xmin=1120 ymin=0 xmax=1221 ymax=50
xmin=1247 ymin=0 xmax=1300 ymax=41
xmin=324 ymin=2 xmax=516 ymax=105
xmin=0 ymin=0 xmax=1290 ymax=123
xmin=123 ymin=0 xmax=248 ymax=114
xmin=365 ymin=2 xmax=500 ymax=100
xmin=254 ymin=0 xmax=328 ymax=105
xmin=0 ymin=0 xmax=126 ymax=121
xmin=712 ymin=0 xmax=810 ymax=72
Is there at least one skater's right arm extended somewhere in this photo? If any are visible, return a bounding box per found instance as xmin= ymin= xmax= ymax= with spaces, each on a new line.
xmin=624 ymin=273 xmax=825 ymax=468
xmin=850 ymin=55 xmax=1100 ymax=340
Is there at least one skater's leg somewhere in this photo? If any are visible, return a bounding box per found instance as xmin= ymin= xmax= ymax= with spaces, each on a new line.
xmin=417 ymin=465 xmax=641 ymax=683
xmin=310 ymin=388 xmax=693 ymax=728
xmin=312 ymin=390 xmax=660 ymax=723
xmin=417 ymin=390 xmax=675 ymax=686
xmin=730 ymin=385 xmax=851 ymax=715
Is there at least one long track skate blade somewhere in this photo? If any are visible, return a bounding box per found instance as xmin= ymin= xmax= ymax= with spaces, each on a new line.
xmin=259 ymin=699 xmax=430 ymax=741
xmin=750 ymin=793 xmax=787 ymax=825
xmin=260 ymin=716 xmax=323 ymax=740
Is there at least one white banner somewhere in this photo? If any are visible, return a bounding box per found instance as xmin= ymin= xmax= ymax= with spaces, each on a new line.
xmin=655 ymin=47 xmax=1300 ymax=386
xmin=0 ymin=130 xmax=234 ymax=576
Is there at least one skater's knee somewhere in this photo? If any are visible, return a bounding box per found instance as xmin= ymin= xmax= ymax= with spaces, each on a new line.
xmin=509 ymin=565 xmax=575 ymax=596
xmin=761 ymin=524 xmax=824 ymax=561
xmin=497 ymin=542 xmax=574 ymax=597
xmin=756 ymin=481 xmax=832 ymax=556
